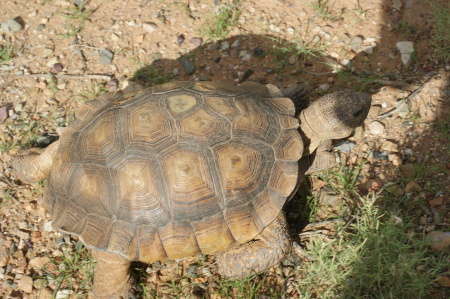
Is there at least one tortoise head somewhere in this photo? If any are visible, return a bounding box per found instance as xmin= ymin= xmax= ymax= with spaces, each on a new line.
xmin=298 ymin=90 xmax=371 ymax=155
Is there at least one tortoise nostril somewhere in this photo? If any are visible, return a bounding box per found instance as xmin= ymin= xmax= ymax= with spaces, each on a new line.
xmin=353 ymin=108 xmax=363 ymax=118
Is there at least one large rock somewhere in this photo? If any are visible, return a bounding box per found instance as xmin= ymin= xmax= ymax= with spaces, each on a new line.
xmin=396 ymin=41 xmax=414 ymax=68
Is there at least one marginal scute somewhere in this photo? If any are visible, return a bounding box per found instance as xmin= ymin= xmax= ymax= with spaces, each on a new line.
xmin=279 ymin=115 xmax=299 ymax=130
xmin=224 ymin=203 xmax=264 ymax=243
xmin=268 ymin=161 xmax=298 ymax=197
xmin=267 ymin=97 xmax=296 ymax=116
xmin=137 ymin=227 xmax=166 ymax=262
xmin=274 ymin=129 xmax=304 ymax=161
xmin=108 ymin=221 xmax=137 ymax=260
xmin=158 ymin=222 xmax=201 ymax=259
xmin=80 ymin=215 xmax=112 ymax=250
xmin=192 ymin=213 xmax=235 ymax=254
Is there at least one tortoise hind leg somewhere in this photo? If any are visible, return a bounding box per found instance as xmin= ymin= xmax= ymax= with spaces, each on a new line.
xmin=216 ymin=213 xmax=291 ymax=278
xmin=11 ymin=141 xmax=60 ymax=183
xmin=91 ymin=250 xmax=134 ymax=299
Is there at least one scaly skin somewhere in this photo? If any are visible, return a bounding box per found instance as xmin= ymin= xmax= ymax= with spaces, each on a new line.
xmin=91 ymin=250 xmax=134 ymax=299
xmin=216 ymin=213 xmax=291 ymax=278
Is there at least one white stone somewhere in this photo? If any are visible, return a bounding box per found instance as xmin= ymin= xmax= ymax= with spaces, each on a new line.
xmin=368 ymin=121 xmax=385 ymax=135
xmin=143 ymin=22 xmax=158 ymax=33
xmin=396 ymin=41 xmax=414 ymax=67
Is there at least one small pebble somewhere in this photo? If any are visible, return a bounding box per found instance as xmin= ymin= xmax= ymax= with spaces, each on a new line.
xmin=177 ymin=34 xmax=185 ymax=47
xmin=189 ymin=37 xmax=203 ymax=47
xmin=368 ymin=121 xmax=385 ymax=135
xmin=99 ymin=49 xmax=114 ymax=66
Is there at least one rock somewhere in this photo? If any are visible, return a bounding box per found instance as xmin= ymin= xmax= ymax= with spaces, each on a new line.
xmin=373 ymin=151 xmax=388 ymax=160
xmin=368 ymin=105 xmax=382 ymax=118
xmin=17 ymin=275 xmax=33 ymax=293
xmin=56 ymin=289 xmax=72 ymax=299
xmin=398 ymin=101 xmax=410 ymax=118
xmin=353 ymin=126 xmax=364 ymax=140
xmin=1 ymin=19 xmax=24 ymax=34
xmin=0 ymin=246 xmax=10 ymax=267
xmin=436 ymin=275 xmax=450 ymax=287
xmin=349 ymin=36 xmax=363 ymax=52
xmin=341 ymin=58 xmax=351 ymax=67
xmin=253 ymin=47 xmax=265 ymax=57
xmin=392 ymin=0 xmax=403 ymax=10
xmin=189 ymin=37 xmax=203 ymax=47
xmin=334 ymin=141 xmax=356 ymax=153
xmin=43 ymin=221 xmax=53 ymax=232
xmin=396 ymin=41 xmax=414 ymax=68
xmin=220 ymin=41 xmax=229 ymax=50
xmin=389 ymin=154 xmax=403 ymax=166
xmin=312 ymin=35 xmax=321 ymax=43
xmin=177 ymin=34 xmax=185 ymax=46
xmin=362 ymin=46 xmax=374 ymax=55
xmin=317 ymin=186 xmax=340 ymax=207
xmin=380 ymin=140 xmax=399 ymax=152
xmin=399 ymin=164 xmax=418 ymax=179
xmin=99 ymin=49 xmax=114 ymax=66
xmin=187 ymin=265 xmax=198 ymax=276
xmin=429 ymin=197 xmax=444 ymax=206
xmin=318 ymin=83 xmax=329 ymax=91
xmin=51 ymin=63 xmax=64 ymax=74
xmin=180 ymin=58 xmax=196 ymax=75
xmin=288 ymin=55 xmax=297 ymax=64
xmin=0 ymin=106 xmax=8 ymax=124
xmin=368 ymin=121 xmax=385 ymax=135
xmin=386 ymin=184 xmax=404 ymax=197
xmin=404 ymin=181 xmax=422 ymax=193
xmin=41 ymin=48 xmax=54 ymax=58
xmin=143 ymin=22 xmax=158 ymax=33
xmin=37 ymin=136 xmax=51 ymax=147
xmin=365 ymin=178 xmax=384 ymax=191
xmin=149 ymin=52 xmax=162 ymax=62
xmin=241 ymin=53 xmax=251 ymax=61
xmin=426 ymin=231 xmax=450 ymax=252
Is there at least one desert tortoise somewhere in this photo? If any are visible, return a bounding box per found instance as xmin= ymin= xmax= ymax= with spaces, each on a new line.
xmin=12 ymin=81 xmax=370 ymax=298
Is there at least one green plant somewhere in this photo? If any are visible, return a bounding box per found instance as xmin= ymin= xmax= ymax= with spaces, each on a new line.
xmin=200 ymin=0 xmax=243 ymax=40
xmin=296 ymin=193 xmax=449 ymax=298
xmin=430 ymin=0 xmax=450 ymax=62
xmin=132 ymin=65 xmax=172 ymax=85
xmin=310 ymin=0 xmax=343 ymax=21
xmin=75 ymin=82 xmax=108 ymax=102
xmin=39 ymin=244 xmax=94 ymax=297
xmin=58 ymin=0 xmax=94 ymax=37
xmin=0 ymin=37 xmax=13 ymax=65
xmin=267 ymin=36 xmax=327 ymax=74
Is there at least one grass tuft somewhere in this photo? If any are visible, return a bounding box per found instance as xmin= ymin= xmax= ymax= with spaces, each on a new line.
xmin=39 ymin=244 xmax=94 ymax=297
xmin=430 ymin=0 xmax=450 ymax=62
xmin=0 ymin=37 xmax=14 ymax=65
xmin=200 ymin=0 xmax=243 ymax=40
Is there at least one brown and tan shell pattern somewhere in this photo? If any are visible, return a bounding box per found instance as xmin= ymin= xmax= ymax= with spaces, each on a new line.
xmin=45 ymin=81 xmax=303 ymax=262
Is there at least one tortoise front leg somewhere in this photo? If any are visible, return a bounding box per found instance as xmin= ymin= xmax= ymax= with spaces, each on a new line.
xmin=91 ymin=250 xmax=134 ymax=299
xmin=11 ymin=141 xmax=60 ymax=183
xmin=216 ymin=212 xmax=291 ymax=278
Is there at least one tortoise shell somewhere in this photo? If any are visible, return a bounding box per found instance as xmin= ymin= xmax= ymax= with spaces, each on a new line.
xmin=46 ymin=81 xmax=303 ymax=262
